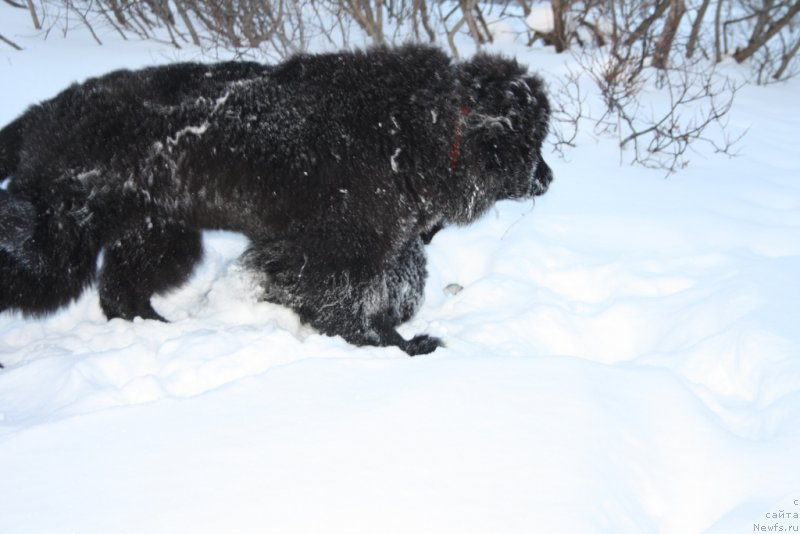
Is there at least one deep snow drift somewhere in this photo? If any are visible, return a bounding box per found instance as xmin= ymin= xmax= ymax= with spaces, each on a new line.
xmin=1 ymin=8 xmax=799 ymax=534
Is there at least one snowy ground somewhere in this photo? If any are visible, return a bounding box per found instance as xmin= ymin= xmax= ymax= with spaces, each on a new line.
xmin=2 ymin=7 xmax=800 ymax=534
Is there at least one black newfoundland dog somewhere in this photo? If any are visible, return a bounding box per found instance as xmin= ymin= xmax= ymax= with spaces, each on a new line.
xmin=0 ymin=45 xmax=552 ymax=356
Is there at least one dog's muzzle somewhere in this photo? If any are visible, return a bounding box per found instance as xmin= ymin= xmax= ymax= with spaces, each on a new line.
xmin=530 ymin=158 xmax=553 ymax=197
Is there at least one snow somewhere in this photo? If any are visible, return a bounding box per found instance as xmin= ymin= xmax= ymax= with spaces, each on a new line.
xmin=526 ymin=4 xmax=555 ymax=35
xmin=2 ymin=8 xmax=800 ymax=534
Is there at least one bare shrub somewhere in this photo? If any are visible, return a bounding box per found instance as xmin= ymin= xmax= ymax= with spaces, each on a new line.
xmin=548 ymin=0 xmax=744 ymax=173
xmin=725 ymin=0 xmax=800 ymax=83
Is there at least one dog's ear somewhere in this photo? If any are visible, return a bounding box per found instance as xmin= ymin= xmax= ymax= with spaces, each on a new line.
xmin=459 ymin=54 xmax=530 ymax=113
xmin=460 ymin=53 xmax=526 ymax=90
xmin=458 ymin=55 xmax=540 ymax=165
xmin=459 ymin=56 xmax=548 ymax=133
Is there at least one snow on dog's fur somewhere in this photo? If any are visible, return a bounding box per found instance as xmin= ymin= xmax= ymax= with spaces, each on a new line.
xmin=0 ymin=45 xmax=552 ymax=355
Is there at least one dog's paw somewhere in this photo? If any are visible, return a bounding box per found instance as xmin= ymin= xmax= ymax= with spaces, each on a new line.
xmin=403 ymin=334 xmax=443 ymax=356
xmin=101 ymin=298 xmax=167 ymax=323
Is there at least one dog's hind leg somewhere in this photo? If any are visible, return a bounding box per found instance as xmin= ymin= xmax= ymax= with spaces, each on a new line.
xmin=0 ymin=189 xmax=100 ymax=315
xmin=99 ymin=219 xmax=203 ymax=321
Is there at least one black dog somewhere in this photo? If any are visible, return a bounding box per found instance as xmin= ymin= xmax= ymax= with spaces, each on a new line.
xmin=0 ymin=45 xmax=552 ymax=355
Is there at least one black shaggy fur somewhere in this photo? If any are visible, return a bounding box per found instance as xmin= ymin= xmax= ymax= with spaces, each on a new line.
xmin=0 ymin=45 xmax=552 ymax=356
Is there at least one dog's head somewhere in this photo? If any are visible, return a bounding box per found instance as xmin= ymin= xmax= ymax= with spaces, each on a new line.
xmin=457 ymin=53 xmax=553 ymax=202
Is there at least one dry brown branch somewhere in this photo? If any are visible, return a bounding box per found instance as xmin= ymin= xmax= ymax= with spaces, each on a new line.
xmin=652 ymin=0 xmax=686 ymax=69
xmin=733 ymin=0 xmax=800 ymax=63
xmin=173 ymin=0 xmax=200 ymax=45
xmin=624 ymin=0 xmax=670 ymax=47
xmin=26 ymin=0 xmax=41 ymax=29
xmin=686 ymin=0 xmax=712 ymax=58
xmin=551 ymin=62 xmax=585 ymax=156
xmin=714 ymin=0 xmax=726 ymax=62
xmin=0 ymin=33 xmax=23 ymax=50
xmin=773 ymin=36 xmax=800 ymax=79
xmin=459 ymin=0 xmax=483 ymax=46
xmin=344 ymin=0 xmax=385 ymax=44
xmin=413 ymin=0 xmax=436 ymax=42
xmin=550 ymin=0 xmax=570 ymax=52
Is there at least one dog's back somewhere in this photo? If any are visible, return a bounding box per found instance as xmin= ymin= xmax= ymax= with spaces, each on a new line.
xmin=0 ymin=115 xmax=24 ymax=181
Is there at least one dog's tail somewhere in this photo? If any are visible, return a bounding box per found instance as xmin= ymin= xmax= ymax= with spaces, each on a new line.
xmin=0 ymin=186 xmax=101 ymax=316
xmin=0 ymin=116 xmax=25 ymax=181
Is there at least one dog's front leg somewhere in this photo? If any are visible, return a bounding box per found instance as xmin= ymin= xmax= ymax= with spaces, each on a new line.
xmin=246 ymin=236 xmax=442 ymax=356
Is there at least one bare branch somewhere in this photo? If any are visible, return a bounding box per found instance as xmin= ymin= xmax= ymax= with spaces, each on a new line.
xmin=624 ymin=0 xmax=671 ymax=47
xmin=0 ymin=33 xmax=23 ymax=50
xmin=554 ymin=43 xmax=743 ymax=174
xmin=733 ymin=1 xmax=800 ymax=63
xmin=773 ymin=36 xmax=800 ymax=79
xmin=686 ymin=0 xmax=712 ymax=58
xmin=714 ymin=0 xmax=724 ymax=62
xmin=26 ymin=0 xmax=41 ymax=29
xmin=652 ymin=0 xmax=686 ymax=69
